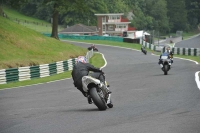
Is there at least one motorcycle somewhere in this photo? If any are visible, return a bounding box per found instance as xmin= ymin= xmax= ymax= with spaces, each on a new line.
xmin=88 ymin=46 xmax=98 ymax=51
xmin=141 ymin=46 xmax=147 ymax=55
xmin=82 ymin=73 xmax=113 ymax=110
xmin=159 ymin=55 xmax=171 ymax=75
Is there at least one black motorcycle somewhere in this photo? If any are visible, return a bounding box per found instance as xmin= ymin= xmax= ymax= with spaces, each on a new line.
xmin=159 ymin=55 xmax=171 ymax=75
xmin=141 ymin=46 xmax=147 ymax=55
xmin=88 ymin=46 xmax=98 ymax=51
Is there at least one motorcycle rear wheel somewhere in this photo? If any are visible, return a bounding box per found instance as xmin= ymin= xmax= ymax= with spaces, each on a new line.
xmin=89 ymin=87 xmax=107 ymax=110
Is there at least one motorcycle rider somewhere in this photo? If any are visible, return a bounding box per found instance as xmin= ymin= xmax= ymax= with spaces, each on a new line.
xmin=158 ymin=46 xmax=173 ymax=66
xmin=90 ymin=44 xmax=96 ymax=50
xmin=71 ymin=56 xmax=111 ymax=104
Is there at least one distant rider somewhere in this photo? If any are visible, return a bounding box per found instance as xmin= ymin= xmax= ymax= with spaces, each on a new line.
xmin=91 ymin=44 xmax=95 ymax=49
xmin=71 ymin=56 xmax=111 ymax=104
xmin=158 ymin=47 xmax=173 ymax=66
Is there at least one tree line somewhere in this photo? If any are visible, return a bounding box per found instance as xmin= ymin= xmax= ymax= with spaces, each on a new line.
xmin=1 ymin=0 xmax=200 ymax=39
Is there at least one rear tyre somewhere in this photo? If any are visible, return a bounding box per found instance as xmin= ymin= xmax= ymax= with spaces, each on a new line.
xmin=89 ymin=87 xmax=107 ymax=110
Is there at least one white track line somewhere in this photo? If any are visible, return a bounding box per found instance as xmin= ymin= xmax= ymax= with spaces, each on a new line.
xmin=98 ymin=52 xmax=107 ymax=69
xmin=195 ymin=71 xmax=200 ymax=90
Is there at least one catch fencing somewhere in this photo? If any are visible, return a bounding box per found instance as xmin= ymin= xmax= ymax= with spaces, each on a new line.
xmin=0 ymin=50 xmax=93 ymax=84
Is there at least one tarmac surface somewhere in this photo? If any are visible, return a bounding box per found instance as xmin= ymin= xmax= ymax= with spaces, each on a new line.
xmin=0 ymin=42 xmax=200 ymax=133
xmin=175 ymin=35 xmax=200 ymax=48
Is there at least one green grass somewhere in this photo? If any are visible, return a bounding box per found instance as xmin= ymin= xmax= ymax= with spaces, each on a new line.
xmin=2 ymin=6 xmax=64 ymax=33
xmin=174 ymin=55 xmax=200 ymax=63
xmin=0 ymin=53 xmax=104 ymax=89
xmin=89 ymin=53 xmax=105 ymax=68
xmin=0 ymin=16 xmax=87 ymax=69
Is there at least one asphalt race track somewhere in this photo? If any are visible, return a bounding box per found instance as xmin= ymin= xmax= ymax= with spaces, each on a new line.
xmin=0 ymin=41 xmax=200 ymax=133
xmin=175 ymin=35 xmax=200 ymax=48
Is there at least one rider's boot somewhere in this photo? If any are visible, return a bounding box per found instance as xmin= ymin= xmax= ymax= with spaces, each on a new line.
xmin=103 ymin=84 xmax=112 ymax=94
xmin=87 ymin=95 xmax=92 ymax=104
xmin=107 ymin=94 xmax=113 ymax=108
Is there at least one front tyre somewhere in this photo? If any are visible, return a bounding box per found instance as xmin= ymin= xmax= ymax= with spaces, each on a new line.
xmin=89 ymin=87 xmax=107 ymax=110
xmin=164 ymin=65 xmax=168 ymax=75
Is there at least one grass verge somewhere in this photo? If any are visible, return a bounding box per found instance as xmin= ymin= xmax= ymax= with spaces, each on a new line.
xmin=0 ymin=53 xmax=104 ymax=89
xmin=0 ymin=16 xmax=87 ymax=69
xmin=89 ymin=53 xmax=105 ymax=68
xmin=174 ymin=55 xmax=200 ymax=63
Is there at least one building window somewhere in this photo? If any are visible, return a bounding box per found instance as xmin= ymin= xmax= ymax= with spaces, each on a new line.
xmin=103 ymin=25 xmax=105 ymax=31
xmin=117 ymin=16 xmax=120 ymax=19
xmin=102 ymin=17 xmax=106 ymax=22
xmin=116 ymin=24 xmax=127 ymax=28
xmin=108 ymin=25 xmax=114 ymax=31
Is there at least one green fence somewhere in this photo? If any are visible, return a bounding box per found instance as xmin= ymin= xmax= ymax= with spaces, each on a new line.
xmin=42 ymin=33 xmax=124 ymax=42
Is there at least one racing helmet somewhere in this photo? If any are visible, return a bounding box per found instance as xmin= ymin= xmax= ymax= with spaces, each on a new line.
xmin=76 ymin=56 xmax=87 ymax=63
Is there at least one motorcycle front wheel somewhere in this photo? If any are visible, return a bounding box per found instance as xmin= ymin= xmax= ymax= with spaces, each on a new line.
xmin=164 ymin=65 xmax=168 ymax=75
xmin=89 ymin=87 xmax=107 ymax=110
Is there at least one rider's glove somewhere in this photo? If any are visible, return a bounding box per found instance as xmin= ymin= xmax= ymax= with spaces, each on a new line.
xmin=100 ymin=70 xmax=104 ymax=74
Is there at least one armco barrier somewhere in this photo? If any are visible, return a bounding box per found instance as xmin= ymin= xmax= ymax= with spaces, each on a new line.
xmin=161 ymin=47 xmax=200 ymax=56
xmin=0 ymin=50 xmax=93 ymax=84
xmin=140 ymin=40 xmax=200 ymax=56
xmin=141 ymin=40 xmax=160 ymax=52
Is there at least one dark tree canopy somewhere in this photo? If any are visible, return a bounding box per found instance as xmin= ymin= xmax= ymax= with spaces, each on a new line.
xmin=2 ymin=0 xmax=200 ymax=38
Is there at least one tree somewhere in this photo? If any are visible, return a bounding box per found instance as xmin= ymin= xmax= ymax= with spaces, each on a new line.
xmin=41 ymin=0 xmax=89 ymax=39
xmin=185 ymin=0 xmax=200 ymax=29
xmin=60 ymin=0 xmax=108 ymax=27
xmin=104 ymin=0 xmax=129 ymax=13
xmin=145 ymin=0 xmax=169 ymax=33
xmin=130 ymin=5 xmax=153 ymax=30
xmin=167 ymin=0 xmax=188 ymax=32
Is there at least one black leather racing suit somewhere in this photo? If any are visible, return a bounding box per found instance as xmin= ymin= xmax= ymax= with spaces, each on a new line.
xmin=71 ymin=62 xmax=104 ymax=96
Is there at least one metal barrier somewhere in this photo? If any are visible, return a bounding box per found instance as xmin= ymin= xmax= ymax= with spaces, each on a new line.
xmin=141 ymin=40 xmax=200 ymax=56
xmin=0 ymin=50 xmax=93 ymax=84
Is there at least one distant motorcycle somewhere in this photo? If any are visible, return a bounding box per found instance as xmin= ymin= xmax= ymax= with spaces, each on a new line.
xmin=159 ymin=54 xmax=171 ymax=75
xmin=88 ymin=46 xmax=98 ymax=51
xmin=82 ymin=72 xmax=113 ymax=110
xmin=141 ymin=46 xmax=147 ymax=55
